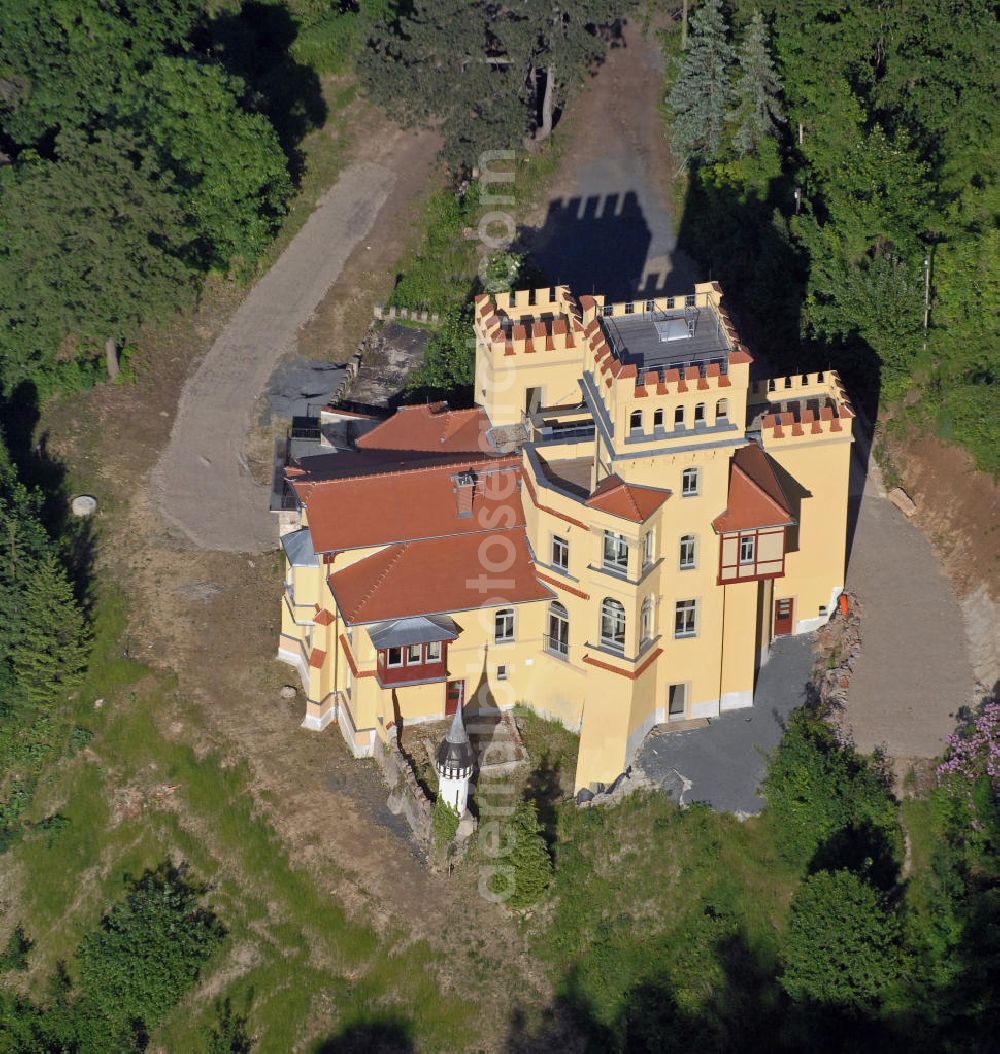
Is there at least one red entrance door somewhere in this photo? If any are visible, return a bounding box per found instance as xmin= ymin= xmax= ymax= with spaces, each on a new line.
xmin=774 ymin=597 xmax=794 ymax=636
xmin=445 ymin=680 xmax=465 ymax=716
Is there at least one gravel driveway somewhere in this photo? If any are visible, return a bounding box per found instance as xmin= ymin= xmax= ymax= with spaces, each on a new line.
xmin=153 ymin=160 xmax=397 ymax=552
xmin=637 ymin=635 xmax=814 ymax=814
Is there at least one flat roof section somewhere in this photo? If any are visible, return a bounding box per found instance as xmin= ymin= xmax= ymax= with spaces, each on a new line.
xmin=599 ymin=307 xmax=730 ymax=373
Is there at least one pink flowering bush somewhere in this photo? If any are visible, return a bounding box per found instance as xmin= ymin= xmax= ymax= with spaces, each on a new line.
xmin=937 ymin=702 xmax=1000 ymax=787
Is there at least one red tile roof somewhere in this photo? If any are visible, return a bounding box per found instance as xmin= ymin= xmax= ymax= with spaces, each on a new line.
xmin=293 ymin=458 xmax=523 ymax=553
xmin=356 ymin=403 xmax=495 ymax=456
xmin=712 ymin=444 xmax=795 ymax=533
xmin=328 ymin=529 xmax=552 ymax=624
xmin=585 ymin=474 xmax=671 ymax=523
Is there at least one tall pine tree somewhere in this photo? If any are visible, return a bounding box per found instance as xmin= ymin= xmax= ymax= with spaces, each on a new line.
xmin=730 ymin=12 xmax=784 ymax=157
xmin=667 ymin=0 xmax=734 ymax=164
xmin=11 ymin=550 xmax=90 ymax=708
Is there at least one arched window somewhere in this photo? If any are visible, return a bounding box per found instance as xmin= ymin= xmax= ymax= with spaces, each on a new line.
xmin=600 ymin=598 xmax=626 ymax=652
xmin=694 ymin=402 xmax=706 ymax=423
xmin=629 ymin=409 xmax=643 ymax=434
xmin=640 ymin=597 xmax=654 ymax=644
xmin=495 ymin=607 xmax=515 ymax=643
xmin=716 ymin=398 xmax=728 ymax=420
xmin=547 ymin=601 xmax=569 ymax=657
xmin=674 ymin=405 xmax=685 ymax=427
xmin=679 ymin=534 xmax=696 ymax=569
xmin=653 ymin=408 xmax=664 ymax=429
xmin=681 ymin=467 xmax=699 ymax=496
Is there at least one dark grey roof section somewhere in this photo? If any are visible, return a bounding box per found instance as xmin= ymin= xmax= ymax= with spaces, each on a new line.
xmin=280 ymin=527 xmax=319 ymax=567
xmin=368 ymin=615 xmax=460 ymax=650
xmin=436 ymin=705 xmax=475 ymax=777
xmin=600 ymin=308 xmax=730 ymax=373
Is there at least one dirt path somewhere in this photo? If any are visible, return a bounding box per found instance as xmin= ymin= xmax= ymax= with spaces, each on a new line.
xmin=522 ymin=19 xmax=697 ymax=299
xmin=153 ymin=129 xmax=435 ymax=553
xmin=843 ymin=467 xmax=975 ymax=761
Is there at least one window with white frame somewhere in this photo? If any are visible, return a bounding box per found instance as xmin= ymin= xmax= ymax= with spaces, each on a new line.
xmin=495 ymin=607 xmax=515 ymax=643
xmin=681 ymin=467 xmax=699 ymax=496
xmin=653 ymin=408 xmax=664 ymax=429
xmin=387 ymin=647 xmax=404 ymax=667
xmin=552 ymin=534 xmax=569 ymax=571
xmin=547 ymin=600 xmax=569 ymax=657
xmin=406 ymin=643 xmax=422 ymax=664
xmin=674 ymin=405 xmax=685 ymax=427
xmin=640 ymin=596 xmax=654 ymax=644
xmin=679 ymin=534 xmax=696 ymax=570
xmin=643 ymin=530 xmax=655 ymax=567
xmin=716 ymin=398 xmax=729 ymax=420
xmin=674 ymin=599 xmax=697 ymax=638
xmin=629 ymin=410 xmax=643 ymax=434
xmin=497 ymin=664 xmax=508 ymax=681
xmin=426 ymin=640 xmax=442 ymax=662
xmin=600 ymin=598 xmax=626 ymax=652
xmin=739 ymin=534 xmax=756 ymax=565
xmin=602 ymin=530 xmax=629 ymax=573
xmin=694 ymin=402 xmax=705 ymax=423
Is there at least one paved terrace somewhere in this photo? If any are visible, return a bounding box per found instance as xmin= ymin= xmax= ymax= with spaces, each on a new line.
xmin=636 ymin=634 xmax=814 ymax=814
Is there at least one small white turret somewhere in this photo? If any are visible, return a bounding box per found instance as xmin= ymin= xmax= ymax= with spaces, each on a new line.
xmin=435 ymin=704 xmax=475 ymax=815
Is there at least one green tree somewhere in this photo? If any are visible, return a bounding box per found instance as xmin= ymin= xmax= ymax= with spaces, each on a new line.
xmin=0 ymin=0 xmax=202 ymax=147
xmin=10 ymin=550 xmax=90 ymax=707
xmin=75 ymin=865 xmax=225 ymax=1050
xmin=406 ymin=305 xmax=477 ymax=401
xmin=136 ymin=57 xmax=291 ymax=268
xmin=762 ymin=707 xmax=898 ymax=872
xmin=667 ymin=0 xmax=734 ymax=164
xmin=506 ymin=799 xmax=552 ymax=909
xmin=729 ymin=11 xmax=784 ymax=157
xmin=0 ymin=129 xmax=195 ymax=391
xmin=782 ymin=868 xmax=903 ymax=1006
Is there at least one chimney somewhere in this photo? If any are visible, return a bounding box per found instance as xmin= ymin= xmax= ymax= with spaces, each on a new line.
xmin=454 ymin=470 xmax=476 ymax=518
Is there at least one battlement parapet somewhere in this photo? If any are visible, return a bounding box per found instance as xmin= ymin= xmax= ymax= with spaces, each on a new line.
xmin=475 ymin=286 xmax=586 ymax=358
xmin=758 ymin=401 xmax=855 ymax=442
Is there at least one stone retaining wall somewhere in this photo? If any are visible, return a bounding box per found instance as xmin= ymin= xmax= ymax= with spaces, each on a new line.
xmin=374 ymin=737 xmax=433 ymax=846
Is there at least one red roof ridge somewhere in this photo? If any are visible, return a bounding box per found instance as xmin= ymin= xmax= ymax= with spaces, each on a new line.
xmin=585 ymin=474 xmax=671 ymax=523
xmin=298 ymin=452 xmax=519 ymax=490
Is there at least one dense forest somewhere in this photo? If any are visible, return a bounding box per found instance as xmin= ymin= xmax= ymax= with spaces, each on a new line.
xmin=666 ymin=0 xmax=998 ymax=472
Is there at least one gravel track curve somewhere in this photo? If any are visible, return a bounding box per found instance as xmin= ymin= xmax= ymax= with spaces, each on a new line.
xmin=153 ymin=159 xmax=396 ymax=552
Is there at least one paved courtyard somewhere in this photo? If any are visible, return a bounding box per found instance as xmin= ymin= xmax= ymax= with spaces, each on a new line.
xmin=636 ymin=634 xmax=814 ymax=814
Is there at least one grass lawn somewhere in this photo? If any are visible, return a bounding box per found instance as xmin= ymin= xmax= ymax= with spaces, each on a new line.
xmin=9 ymin=590 xmax=469 ymax=1051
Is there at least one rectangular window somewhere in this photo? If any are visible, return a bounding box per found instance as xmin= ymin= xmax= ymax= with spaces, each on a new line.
xmin=674 ymin=599 xmax=697 ymax=638
xmin=387 ymin=647 xmax=404 ymax=667
xmin=645 ymin=299 xmax=655 ymax=313
xmin=602 ymin=531 xmax=629 ymax=573
xmin=739 ymin=535 xmax=756 ymax=565
xmin=643 ymin=531 xmax=655 ymax=567
xmin=624 ymin=301 xmax=635 ymax=314
xmin=426 ymin=641 xmax=442 ymax=662
xmin=495 ymin=608 xmax=515 ymax=643
xmin=407 ymin=644 xmax=422 ymax=664
xmin=602 ymin=304 xmax=613 ymax=317
xmin=681 ymin=468 xmax=699 ymax=496
xmin=552 ymin=535 xmax=569 ymax=571
xmin=497 ymin=664 xmax=508 ymax=681
xmin=679 ymin=535 xmax=696 ymax=570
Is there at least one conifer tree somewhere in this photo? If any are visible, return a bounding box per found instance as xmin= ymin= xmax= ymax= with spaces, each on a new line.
xmin=11 ymin=551 xmax=90 ymax=708
xmin=506 ymin=800 xmax=552 ymax=909
xmin=667 ymin=0 xmax=734 ymax=164
xmin=730 ymin=12 xmax=785 ymax=156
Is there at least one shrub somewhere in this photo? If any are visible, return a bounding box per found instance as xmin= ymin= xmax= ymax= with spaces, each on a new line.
xmin=498 ymin=800 xmax=552 ymax=909
xmin=762 ymin=707 xmax=898 ymax=873
xmin=431 ymin=796 xmax=460 ymax=850
xmin=0 ymin=925 xmax=31 ymax=971
xmin=74 ymin=864 xmax=225 ymax=1049
xmin=782 ymin=869 xmax=903 ymax=1007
